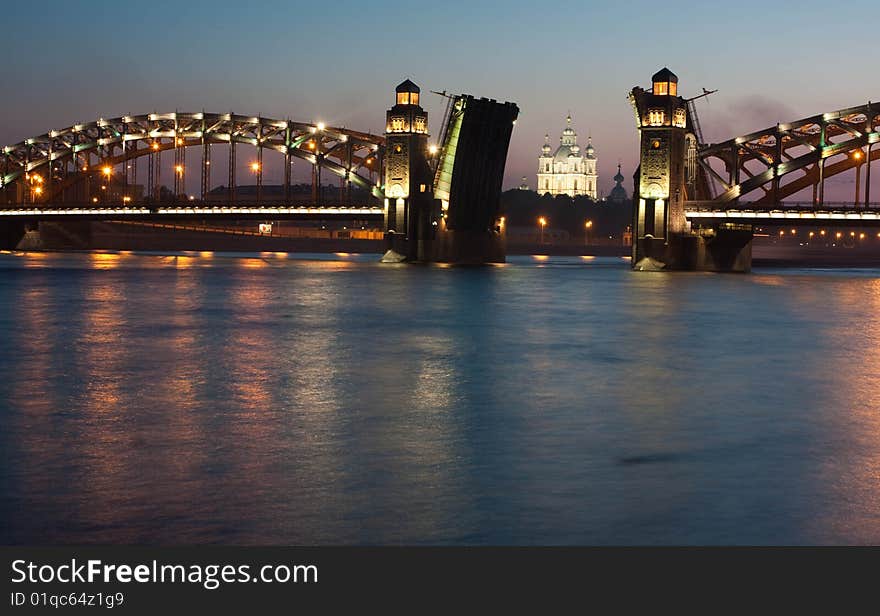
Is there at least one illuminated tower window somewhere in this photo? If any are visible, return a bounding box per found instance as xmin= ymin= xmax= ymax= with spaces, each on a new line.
xmin=647 ymin=109 xmax=665 ymax=126
xmin=673 ymin=108 xmax=687 ymax=128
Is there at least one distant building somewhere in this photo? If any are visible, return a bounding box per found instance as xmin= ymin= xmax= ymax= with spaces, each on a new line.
xmin=537 ymin=115 xmax=597 ymax=198
xmin=607 ymin=163 xmax=629 ymax=204
xmin=519 ymin=176 xmax=530 ymax=190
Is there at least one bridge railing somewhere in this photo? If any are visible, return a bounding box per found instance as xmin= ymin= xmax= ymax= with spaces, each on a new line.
xmin=0 ymin=201 xmax=385 ymax=217
xmin=685 ymin=201 xmax=880 ymax=210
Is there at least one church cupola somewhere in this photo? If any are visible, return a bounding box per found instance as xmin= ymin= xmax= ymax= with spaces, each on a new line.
xmin=395 ymin=79 xmax=420 ymax=106
xmin=560 ymin=114 xmax=576 ymax=146
xmin=651 ymin=67 xmax=678 ymax=96
xmin=541 ymin=134 xmax=551 ymax=156
xmin=585 ymin=136 xmax=595 ymax=159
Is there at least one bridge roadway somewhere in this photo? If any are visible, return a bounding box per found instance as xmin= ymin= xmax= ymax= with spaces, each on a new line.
xmin=685 ymin=202 xmax=880 ymax=226
xmin=0 ymin=202 xmax=385 ymax=220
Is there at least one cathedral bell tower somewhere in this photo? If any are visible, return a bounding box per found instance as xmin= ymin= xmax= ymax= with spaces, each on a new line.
xmin=383 ymin=79 xmax=433 ymax=259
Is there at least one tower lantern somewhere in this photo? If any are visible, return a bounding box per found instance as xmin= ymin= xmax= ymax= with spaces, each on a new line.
xmin=652 ymin=67 xmax=678 ymax=96
xmin=395 ymin=79 xmax=420 ymax=106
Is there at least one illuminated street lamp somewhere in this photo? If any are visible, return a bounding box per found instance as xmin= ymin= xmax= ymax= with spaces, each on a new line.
xmin=852 ymin=149 xmax=864 ymax=206
xmin=538 ymin=216 xmax=547 ymax=244
xmin=585 ymin=219 xmax=593 ymax=246
xmin=250 ymin=162 xmax=260 ymax=173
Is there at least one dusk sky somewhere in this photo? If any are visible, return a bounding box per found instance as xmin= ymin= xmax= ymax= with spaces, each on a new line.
xmin=2 ymin=0 xmax=877 ymax=197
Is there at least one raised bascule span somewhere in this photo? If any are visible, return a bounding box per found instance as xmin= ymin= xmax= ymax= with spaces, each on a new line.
xmin=0 ymin=81 xmax=519 ymax=262
xmin=630 ymin=68 xmax=878 ymax=271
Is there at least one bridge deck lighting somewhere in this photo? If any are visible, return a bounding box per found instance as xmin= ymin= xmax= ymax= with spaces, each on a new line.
xmin=853 ymin=150 xmax=863 ymax=160
xmin=152 ymin=142 xmax=160 ymax=150
xmin=250 ymin=162 xmax=260 ymax=172
xmin=122 ymin=196 xmax=131 ymax=203
xmin=34 ymin=186 xmax=42 ymax=195
xmin=175 ymin=165 xmax=184 ymax=174
xmin=539 ymin=217 xmax=547 ymax=226
xmin=585 ymin=220 xmax=593 ymax=229
xmin=92 ymin=197 xmax=98 ymax=203
xmin=102 ymin=166 xmax=112 ymax=177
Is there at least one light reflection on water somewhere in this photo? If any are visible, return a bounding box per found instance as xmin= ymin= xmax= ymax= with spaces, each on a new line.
xmin=0 ymin=252 xmax=879 ymax=544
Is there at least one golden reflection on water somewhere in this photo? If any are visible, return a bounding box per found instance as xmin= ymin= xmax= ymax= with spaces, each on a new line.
xmin=89 ymin=252 xmax=122 ymax=269
xmin=806 ymin=276 xmax=880 ymax=541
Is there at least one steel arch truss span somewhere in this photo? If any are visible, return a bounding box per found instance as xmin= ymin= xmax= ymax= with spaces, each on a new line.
xmin=1 ymin=112 xmax=385 ymax=201
xmin=696 ymin=102 xmax=879 ymax=206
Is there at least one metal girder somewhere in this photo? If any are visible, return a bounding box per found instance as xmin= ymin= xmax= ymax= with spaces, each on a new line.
xmin=697 ymin=102 xmax=878 ymax=204
xmin=1 ymin=112 xmax=386 ymax=199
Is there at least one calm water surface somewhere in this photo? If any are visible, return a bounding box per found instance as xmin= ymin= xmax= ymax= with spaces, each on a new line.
xmin=1 ymin=251 xmax=879 ymax=545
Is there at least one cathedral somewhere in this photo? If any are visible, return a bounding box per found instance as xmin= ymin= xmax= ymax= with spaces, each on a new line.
xmin=537 ymin=115 xmax=597 ymax=198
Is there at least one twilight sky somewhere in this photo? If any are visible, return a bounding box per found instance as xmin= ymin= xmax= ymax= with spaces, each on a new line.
xmin=1 ymin=0 xmax=877 ymax=198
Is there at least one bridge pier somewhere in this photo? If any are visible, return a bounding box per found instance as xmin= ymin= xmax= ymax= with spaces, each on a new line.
xmin=634 ymin=225 xmax=752 ymax=272
xmin=0 ymin=220 xmax=28 ymax=250
xmin=630 ymin=69 xmax=752 ymax=272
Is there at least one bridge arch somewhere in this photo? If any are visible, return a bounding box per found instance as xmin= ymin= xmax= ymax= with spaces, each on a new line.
xmin=1 ymin=112 xmax=386 ymax=204
xmin=696 ymin=102 xmax=879 ymax=206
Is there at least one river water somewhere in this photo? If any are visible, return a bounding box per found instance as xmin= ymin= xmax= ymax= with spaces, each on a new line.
xmin=1 ymin=251 xmax=878 ymax=545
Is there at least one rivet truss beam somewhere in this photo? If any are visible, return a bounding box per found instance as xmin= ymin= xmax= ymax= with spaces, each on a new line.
xmin=696 ymin=102 xmax=879 ymax=205
xmin=1 ymin=112 xmax=385 ymax=199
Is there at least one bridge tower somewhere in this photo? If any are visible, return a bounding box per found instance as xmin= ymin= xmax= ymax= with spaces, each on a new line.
xmin=629 ymin=68 xmax=752 ymax=271
xmin=382 ymin=79 xmax=434 ymax=260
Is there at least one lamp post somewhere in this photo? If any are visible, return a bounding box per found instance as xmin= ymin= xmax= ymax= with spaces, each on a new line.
xmin=251 ymin=161 xmax=261 ymax=203
xmin=174 ymin=165 xmax=184 ymax=203
xmin=102 ymin=166 xmax=112 ymax=204
xmin=853 ymin=150 xmax=863 ymax=208
xmin=585 ymin=219 xmax=593 ymax=246
xmin=538 ymin=216 xmax=547 ymax=244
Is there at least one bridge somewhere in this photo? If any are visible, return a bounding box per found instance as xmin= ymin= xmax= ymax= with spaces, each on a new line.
xmin=630 ymin=68 xmax=878 ymax=271
xmin=0 ymin=81 xmax=519 ymax=260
